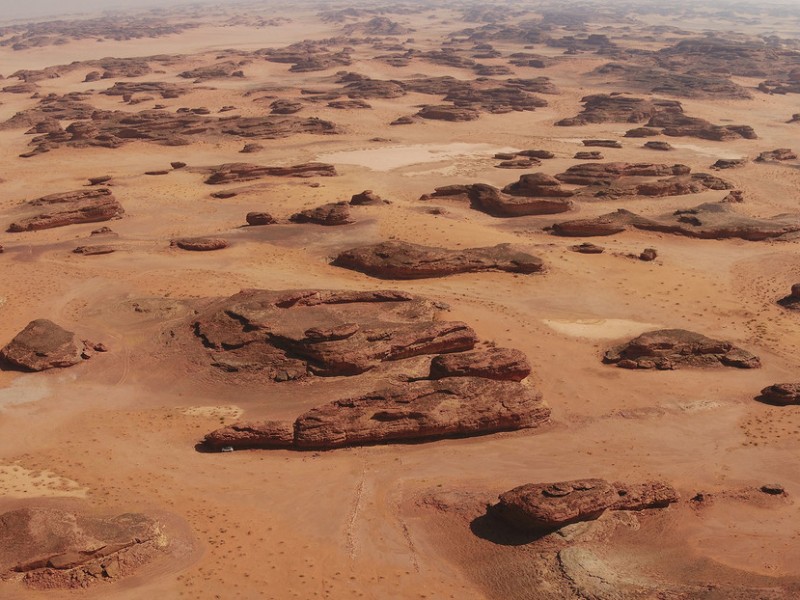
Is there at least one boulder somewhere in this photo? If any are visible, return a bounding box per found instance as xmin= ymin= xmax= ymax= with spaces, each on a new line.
xmin=570 ymin=242 xmax=604 ymax=254
xmin=574 ymin=151 xmax=603 ymax=160
xmin=603 ymin=329 xmax=760 ymax=370
xmin=332 ymin=241 xmax=543 ymax=279
xmin=777 ymin=283 xmax=800 ymax=309
xmin=582 ymin=139 xmax=622 ymax=148
xmin=349 ymin=190 xmax=385 ymax=205
xmin=429 ymin=347 xmax=531 ymax=381
xmin=245 ymin=212 xmax=276 ymax=226
xmin=758 ymin=383 xmax=800 ymax=405
xmin=73 ymin=245 xmax=115 ymax=255
xmin=639 ymin=248 xmax=657 ymax=261
xmin=0 ymin=319 xmax=82 ymax=371
xmin=290 ymin=202 xmax=353 ymax=225
xmin=644 ymin=141 xmax=672 ymax=151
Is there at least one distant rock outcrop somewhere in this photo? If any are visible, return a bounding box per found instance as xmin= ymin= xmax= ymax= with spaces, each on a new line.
xmin=171 ymin=237 xmax=229 ymax=251
xmin=332 ymin=241 xmax=543 ymax=279
xmin=290 ymin=202 xmax=353 ymax=225
xmin=423 ymin=183 xmax=573 ymax=217
xmin=7 ymin=188 xmax=124 ymax=232
xmin=603 ymin=329 xmax=760 ymax=370
xmin=204 ymin=162 xmax=336 ymax=184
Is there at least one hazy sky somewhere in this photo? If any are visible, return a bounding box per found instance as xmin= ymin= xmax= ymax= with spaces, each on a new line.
xmin=0 ymin=0 xmax=177 ymax=20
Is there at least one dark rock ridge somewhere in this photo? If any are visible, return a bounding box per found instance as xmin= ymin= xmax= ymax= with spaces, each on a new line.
xmin=290 ymin=202 xmax=353 ymax=225
xmin=204 ymin=162 xmax=336 ymax=184
xmin=422 ymin=183 xmax=573 ymax=217
xmin=203 ymin=376 xmax=549 ymax=450
xmin=0 ymin=319 xmax=82 ymax=371
xmin=0 ymin=507 xmax=165 ymax=589
xmin=603 ymin=329 xmax=760 ymax=370
xmin=490 ymin=478 xmax=678 ymax=532
xmin=332 ymin=241 xmax=543 ymax=279
xmin=551 ymin=202 xmax=800 ymax=241
xmin=189 ymin=289 xmax=477 ymax=380
xmin=8 ymin=188 xmax=124 ymax=232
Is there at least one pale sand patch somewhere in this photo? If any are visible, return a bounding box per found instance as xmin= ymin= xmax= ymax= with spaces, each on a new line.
xmin=669 ymin=143 xmax=745 ymax=159
xmin=0 ymin=465 xmax=86 ymax=498
xmin=181 ymin=406 xmax=243 ymax=420
xmin=317 ymin=143 xmax=518 ymax=171
xmin=0 ymin=377 xmax=52 ymax=410
xmin=541 ymin=318 xmax=660 ymax=339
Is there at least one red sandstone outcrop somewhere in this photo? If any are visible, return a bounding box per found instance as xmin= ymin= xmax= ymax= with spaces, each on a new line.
xmin=204 ymin=377 xmax=549 ymax=450
xmin=424 ymin=183 xmax=573 ymax=217
xmin=8 ymin=188 xmax=124 ymax=232
xmin=171 ymin=237 xmax=229 ymax=251
xmin=490 ymin=478 xmax=678 ymax=532
xmin=555 ymin=162 xmax=690 ymax=186
xmin=416 ymin=105 xmax=481 ymax=122
xmin=0 ymin=319 xmax=82 ymax=371
xmin=290 ymin=202 xmax=353 ymax=225
xmin=429 ymin=347 xmax=531 ymax=381
xmin=0 ymin=507 xmax=166 ymax=589
xmin=332 ymin=241 xmax=543 ymax=279
xmin=204 ymin=162 xmax=336 ymax=184
xmin=555 ymin=94 xmax=684 ymax=126
xmin=603 ymin=329 xmax=760 ymax=370
xmin=189 ymin=289 xmax=477 ymax=380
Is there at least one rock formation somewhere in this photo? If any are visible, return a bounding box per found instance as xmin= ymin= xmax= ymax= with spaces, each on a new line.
xmin=758 ymin=383 xmax=800 ymax=405
xmin=332 ymin=241 xmax=543 ymax=279
xmin=204 ymin=376 xmax=549 ymax=450
xmin=0 ymin=319 xmax=83 ymax=371
xmin=290 ymin=202 xmax=353 ymax=225
xmin=429 ymin=347 xmax=531 ymax=381
xmin=171 ymin=237 xmax=229 ymax=251
xmin=204 ymin=162 xmax=336 ymax=184
xmin=555 ymin=94 xmax=683 ymax=126
xmin=778 ymin=284 xmax=800 ymax=309
xmin=7 ymin=188 xmax=124 ymax=232
xmin=423 ymin=183 xmax=573 ymax=217
xmin=603 ymin=329 xmax=760 ymax=369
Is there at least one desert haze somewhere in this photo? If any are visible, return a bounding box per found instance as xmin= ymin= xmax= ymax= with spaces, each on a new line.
xmin=2 ymin=0 xmax=800 ymax=598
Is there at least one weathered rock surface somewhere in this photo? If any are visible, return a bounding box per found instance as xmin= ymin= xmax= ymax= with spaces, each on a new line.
xmin=603 ymin=329 xmax=760 ymax=370
xmin=552 ymin=202 xmax=800 ymax=241
xmin=190 ymin=289 xmax=477 ymax=380
xmin=73 ymin=245 xmax=115 ymax=255
xmin=349 ymin=190 xmax=386 ymax=205
xmin=711 ymin=158 xmax=747 ymax=170
xmin=644 ymin=141 xmax=672 ymax=151
xmin=756 ymin=148 xmax=797 ymax=162
xmin=555 ymin=162 xmax=690 ymax=186
xmin=332 ymin=241 xmax=543 ymax=279
xmin=416 ymin=105 xmax=480 ymax=122
xmin=171 ymin=237 xmax=229 ymax=251
xmin=0 ymin=319 xmax=82 ymax=371
xmin=645 ymin=112 xmax=757 ymax=141
xmin=501 ymin=173 xmax=575 ymax=199
xmin=0 ymin=507 xmax=164 ymax=589
xmin=204 ymin=377 xmax=549 ymax=450
xmin=570 ymin=242 xmax=604 ymax=254
xmin=574 ymin=151 xmax=603 ymax=160
xmin=8 ymin=189 xmax=124 ymax=232
xmin=204 ymin=162 xmax=336 ymax=184
xmin=290 ymin=202 xmax=353 ymax=225
xmin=583 ymin=139 xmax=622 ymax=149
xmin=429 ymin=347 xmax=531 ymax=381
xmin=490 ymin=478 xmax=679 ymax=532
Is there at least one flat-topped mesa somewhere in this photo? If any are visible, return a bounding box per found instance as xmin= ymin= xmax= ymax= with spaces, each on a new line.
xmin=203 ymin=376 xmax=550 ymax=450
xmin=204 ymin=162 xmax=337 ymax=184
xmin=0 ymin=319 xmax=83 ymax=371
xmin=332 ymin=241 xmax=543 ymax=279
xmin=8 ymin=188 xmax=124 ymax=232
xmin=423 ymin=183 xmax=573 ymax=217
xmin=490 ymin=479 xmax=679 ymax=532
xmin=603 ymin=329 xmax=760 ymax=370
xmin=555 ymin=94 xmax=684 ymax=126
xmin=551 ymin=202 xmax=800 ymax=241
xmin=190 ymin=289 xmax=478 ymax=381
xmin=555 ymin=162 xmax=690 ymax=186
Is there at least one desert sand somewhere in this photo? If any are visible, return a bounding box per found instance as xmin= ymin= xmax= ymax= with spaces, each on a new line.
xmin=2 ymin=0 xmax=800 ymax=598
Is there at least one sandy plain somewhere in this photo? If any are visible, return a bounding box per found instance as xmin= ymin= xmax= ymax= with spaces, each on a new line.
xmin=2 ymin=1 xmax=800 ymax=598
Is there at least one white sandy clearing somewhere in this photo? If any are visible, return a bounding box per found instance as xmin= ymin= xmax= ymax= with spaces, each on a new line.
xmin=542 ymin=318 xmax=659 ymax=339
xmin=317 ymin=143 xmax=518 ymax=171
xmin=182 ymin=406 xmax=243 ymax=420
xmin=0 ymin=464 xmax=86 ymax=498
